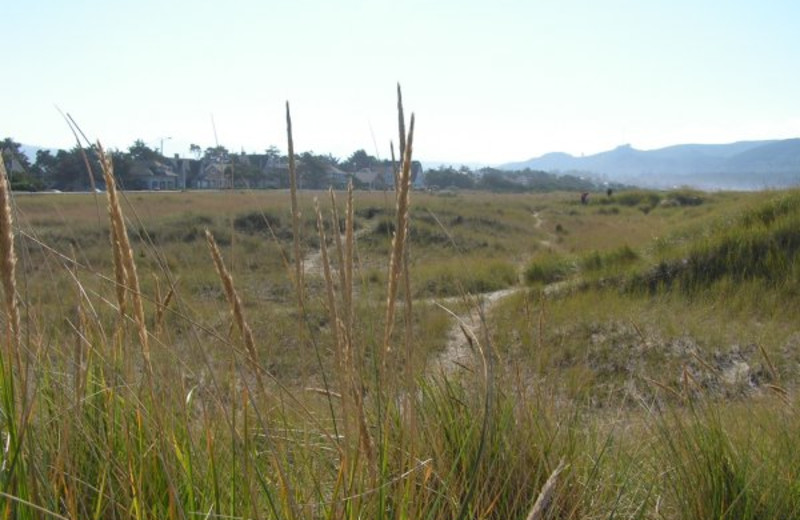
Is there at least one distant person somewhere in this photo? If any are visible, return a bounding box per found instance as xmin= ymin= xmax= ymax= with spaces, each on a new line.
xmin=581 ymin=192 xmax=589 ymax=205
xmin=607 ymin=188 xmax=613 ymax=197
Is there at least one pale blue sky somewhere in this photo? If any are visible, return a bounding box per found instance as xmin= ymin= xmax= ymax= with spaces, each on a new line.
xmin=3 ymin=0 xmax=799 ymax=164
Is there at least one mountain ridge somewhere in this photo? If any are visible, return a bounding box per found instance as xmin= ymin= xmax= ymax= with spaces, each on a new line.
xmin=500 ymin=139 xmax=800 ymax=189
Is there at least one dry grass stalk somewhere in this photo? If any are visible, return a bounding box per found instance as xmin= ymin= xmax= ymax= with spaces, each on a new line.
xmin=59 ymin=112 xmax=104 ymax=226
xmin=681 ymin=365 xmax=702 ymax=402
xmin=537 ymin=296 xmax=545 ymax=355
xmin=97 ymin=144 xmax=150 ymax=367
xmin=644 ymin=376 xmax=685 ymax=401
xmin=61 ymin=112 xmax=100 ymax=195
xmin=286 ymin=102 xmax=304 ymax=314
xmin=328 ymin=188 xmax=351 ymax=364
xmin=332 ymin=184 xmax=357 ymax=392
xmin=110 ymin=217 xmax=128 ymax=317
xmin=328 ymin=188 xmax=355 ymax=383
xmin=382 ymin=113 xmax=415 ymax=359
xmin=205 ymin=230 xmax=261 ymax=377
xmin=396 ymin=86 xmax=415 ymax=424
xmin=525 ymin=459 xmax=566 ymax=520
xmin=390 ymin=142 xmax=400 ymax=193
xmin=344 ymin=182 xmax=355 ymax=335
xmin=314 ymin=198 xmax=343 ymax=367
xmin=757 ymin=342 xmax=779 ymax=382
xmin=68 ymin=245 xmax=89 ymax=406
xmin=689 ymin=350 xmax=721 ymax=378
xmin=0 ymin=157 xmax=21 ymax=367
xmin=153 ymin=275 xmax=176 ymax=338
xmin=342 ymin=183 xmax=374 ymax=470
xmin=314 ymin=197 xmax=357 ymax=460
xmin=396 ymin=83 xmax=407 ymax=168
xmin=327 ymin=183 xmax=374 ymax=472
xmin=328 ymin=188 xmax=346 ymax=299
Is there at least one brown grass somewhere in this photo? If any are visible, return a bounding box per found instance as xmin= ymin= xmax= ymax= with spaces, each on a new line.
xmin=525 ymin=459 xmax=566 ymax=520
xmin=98 ymin=143 xmax=150 ymax=369
xmin=205 ymin=229 xmax=261 ymax=377
xmin=382 ymin=114 xmax=415 ymax=363
xmin=0 ymin=155 xmax=20 ymax=369
xmin=286 ymin=102 xmax=304 ymax=314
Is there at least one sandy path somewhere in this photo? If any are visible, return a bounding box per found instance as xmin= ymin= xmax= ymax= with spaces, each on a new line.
xmin=430 ymin=208 xmax=579 ymax=374
xmin=303 ymin=225 xmax=372 ymax=278
xmin=302 ymin=209 xmax=575 ymax=375
xmin=429 ymin=288 xmax=520 ymax=375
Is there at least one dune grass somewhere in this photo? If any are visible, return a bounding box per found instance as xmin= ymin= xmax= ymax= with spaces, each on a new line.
xmin=3 ymin=101 xmax=800 ymax=519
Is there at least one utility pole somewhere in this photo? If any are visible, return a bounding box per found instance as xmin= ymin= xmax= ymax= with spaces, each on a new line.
xmin=160 ymin=136 xmax=172 ymax=156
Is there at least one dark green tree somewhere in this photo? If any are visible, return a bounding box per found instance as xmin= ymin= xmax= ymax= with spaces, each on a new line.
xmin=265 ymin=145 xmax=281 ymax=162
xmin=33 ymin=149 xmax=59 ymax=186
xmin=128 ymin=140 xmax=160 ymax=161
xmin=50 ymin=147 xmax=103 ymax=191
xmin=204 ymin=146 xmax=229 ymax=161
xmin=423 ymin=166 xmax=476 ymax=190
xmin=342 ymin=149 xmax=378 ymax=172
xmin=298 ymin=152 xmax=334 ymax=189
xmin=1 ymin=138 xmax=32 ymax=171
xmin=231 ymin=154 xmax=266 ymax=188
xmin=477 ymin=171 xmax=521 ymax=192
xmin=112 ymin=150 xmax=138 ymax=188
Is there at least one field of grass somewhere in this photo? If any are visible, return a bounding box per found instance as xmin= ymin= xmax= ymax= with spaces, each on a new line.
xmin=3 ymin=133 xmax=800 ymax=518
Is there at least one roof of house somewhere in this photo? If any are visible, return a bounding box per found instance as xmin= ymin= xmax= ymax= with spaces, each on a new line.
xmin=130 ymin=161 xmax=178 ymax=178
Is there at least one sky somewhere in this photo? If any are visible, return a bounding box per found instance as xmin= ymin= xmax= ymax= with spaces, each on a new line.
xmin=3 ymin=0 xmax=800 ymax=165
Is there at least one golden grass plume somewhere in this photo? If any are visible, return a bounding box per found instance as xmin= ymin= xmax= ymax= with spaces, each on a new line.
xmin=0 ymin=156 xmax=20 ymax=360
xmin=205 ymin=229 xmax=260 ymax=374
xmin=97 ymin=144 xmax=150 ymax=366
xmin=382 ymin=113 xmax=415 ymax=358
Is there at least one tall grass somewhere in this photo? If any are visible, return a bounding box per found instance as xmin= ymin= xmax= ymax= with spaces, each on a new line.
xmin=651 ymin=400 xmax=800 ymax=519
xmin=3 ymin=102 xmax=800 ymax=520
xmin=628 ymin=190 xmax=800 ymax=294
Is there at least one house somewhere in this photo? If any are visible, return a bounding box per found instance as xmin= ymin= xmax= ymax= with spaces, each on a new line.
xmin=354 ymin=164 xmax=394 ymax=190
xmin=169 ymin=155 xmax=196 ymax=190
xmin=129 ymin=160 xmax=179 ymax=190
xmin=231 ymin=153 xmax=286 ymax=189
xmin=353 ymin=161 xmax=424 ymax=190
xmin=323 ymin=163 xmax=350 ymax=189
xmin=193 ymin=160 xmax=232 ymax=189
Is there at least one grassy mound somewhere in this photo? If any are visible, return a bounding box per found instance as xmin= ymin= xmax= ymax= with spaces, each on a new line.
xmin=629 ymin=190 xmax=800 ymax=293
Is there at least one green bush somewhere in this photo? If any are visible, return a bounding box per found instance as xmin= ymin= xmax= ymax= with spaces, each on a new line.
xmin=666 ymin=189 xmax=705 ymax=206
xmin=610 ymin=191 xmax=661 ymax=208
xmin=629 ymin=191 xmax=800 ymax=293
xmin=233 ymin=210 xmax=282 ymax=234
xmin=580 ymin=245 xmax=639 ymax=273
xmin=524 ymin=253 xmax=573 ymax=285
xmin=415 ymin=259 xmax=517 ymax=297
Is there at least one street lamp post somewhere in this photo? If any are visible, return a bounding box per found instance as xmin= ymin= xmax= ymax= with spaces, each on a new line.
xmin=160 ymin=136 xmax=172 ymax=156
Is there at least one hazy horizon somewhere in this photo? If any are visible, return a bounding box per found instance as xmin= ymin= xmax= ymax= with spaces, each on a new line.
xmin=18 ymin=138 xmax=799 ymax=172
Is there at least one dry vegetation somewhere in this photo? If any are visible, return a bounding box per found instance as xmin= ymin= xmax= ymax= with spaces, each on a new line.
xmin=2 ymin=96 xmax=800 ymax=519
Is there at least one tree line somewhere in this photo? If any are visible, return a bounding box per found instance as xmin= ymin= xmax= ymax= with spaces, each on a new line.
xmin=0 ymin=137 xmax=395 ymax=191
xmin=423 ymin=165 xmax=605 ymax=192
xmin=2 ymin=136 xmax=609 ymax=193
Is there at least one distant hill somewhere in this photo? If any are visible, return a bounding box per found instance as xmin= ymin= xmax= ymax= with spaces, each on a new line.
xmin=20 ymin=144 xmax=59 ymax=161
xmin=500 ymin=139 xmax=800 ymax=190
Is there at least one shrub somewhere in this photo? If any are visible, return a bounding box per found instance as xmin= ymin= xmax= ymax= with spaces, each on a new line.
xmin=580 ymin=245 xmax=638 ymax=273
xmin=665 ymin=189 xmax=705 ymax=206
xmin=415 ymin=258 xmax=517 ymax=297
xmin=628 ymin=190 xmax=800 ymax=293
xmin=233 ymin=210 xmax=282 ymax=234
xmin=524 ymin=253 xmax=573 ymax=285
xmin=612 ymin=191 xmax=661 ymax=208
